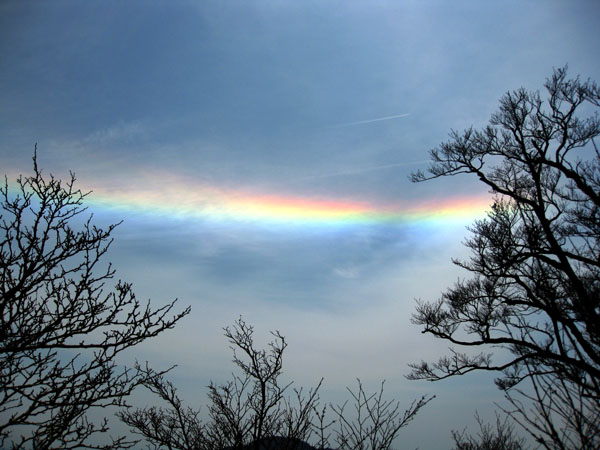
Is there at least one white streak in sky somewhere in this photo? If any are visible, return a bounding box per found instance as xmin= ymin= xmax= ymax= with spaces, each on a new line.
xmin=328 ymin=113 xmax=411 ymax=128
xmin=299 ymin=160 xmax=429 ymax=181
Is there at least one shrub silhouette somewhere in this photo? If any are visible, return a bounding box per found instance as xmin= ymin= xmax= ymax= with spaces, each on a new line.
xmin=120 ymin=317 xmax=433 ymax=450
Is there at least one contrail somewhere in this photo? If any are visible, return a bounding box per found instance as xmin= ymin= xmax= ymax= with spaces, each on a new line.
xmin=298 ymin=160 xmax=429 ymax=181
xmin=328 ymin=113 xmax=411 ymax=128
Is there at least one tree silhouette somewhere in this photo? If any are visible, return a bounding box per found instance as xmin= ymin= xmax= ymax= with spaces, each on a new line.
xmin=329 ymin=379 xmax=431 ymax=450
xmin=451 ymin=413 xmax=527 ymax=450
xmin=409 ymin=67 xmax=600 ymax=448
xmin=120 ymin=317 xmax=433 ymax=450
xmin=0 ymin=151 xmax=190 ymax=449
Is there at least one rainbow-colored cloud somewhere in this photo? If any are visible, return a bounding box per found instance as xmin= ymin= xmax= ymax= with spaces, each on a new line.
xmin=81 ymin=172 xmax=491 ymax=229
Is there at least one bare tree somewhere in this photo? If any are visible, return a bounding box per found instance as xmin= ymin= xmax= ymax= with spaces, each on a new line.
xmin=408 ymin=67 xmax=600 ymax=448
xmin=0 ymin=151 xmax=190 ymax=449
xmin=330 ymin=380 xmax=432 ymax=450
xmin=215 ymin=318 xmax=293 ymax=449
xmin=120 ymin=317 xmax=323 ymax=450
xmin=501 ymin=360 xmax=600 ymax=449
xmin=121 ymin=318 xmax=432 ymax=450
xmin=451 ymin=413 xmax=528 ymax=450
xmin=116 ymin=367 xmax=208 ymax=450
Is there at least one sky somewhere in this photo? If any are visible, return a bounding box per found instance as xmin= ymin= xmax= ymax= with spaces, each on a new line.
xmin=1 ymin=1 xmax=600 ymax=448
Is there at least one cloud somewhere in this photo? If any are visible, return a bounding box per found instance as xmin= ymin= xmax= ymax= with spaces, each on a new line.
xmin=333 ymin=266 xmax=360 ymax=279
xmin=83 ymin=121 xmax=146 ymax=145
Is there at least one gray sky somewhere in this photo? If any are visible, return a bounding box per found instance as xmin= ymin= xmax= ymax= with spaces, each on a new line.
xmin=2 ymin=1 xmax=599 ymax=448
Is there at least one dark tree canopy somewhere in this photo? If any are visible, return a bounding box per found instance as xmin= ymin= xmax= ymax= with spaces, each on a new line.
xmin=409 ymin=67 xmax=600 ymax=448
xmin=0 ymin=152 xmax=190 ymax=449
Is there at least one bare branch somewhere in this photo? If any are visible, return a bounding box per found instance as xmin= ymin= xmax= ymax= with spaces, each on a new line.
xmin=0 ymin=151 xmax=190 ymax=449
xmin=409 ymin=67 xmax=600 ymax=448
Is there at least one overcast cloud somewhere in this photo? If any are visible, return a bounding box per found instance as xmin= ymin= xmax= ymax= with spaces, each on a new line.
xmin=1 ymin=1 xmax=599 ymax=448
